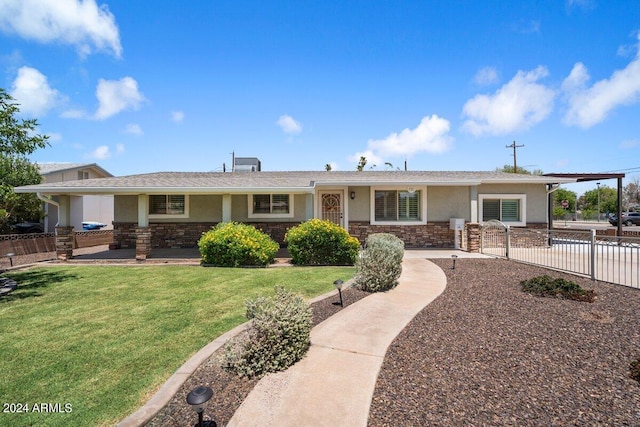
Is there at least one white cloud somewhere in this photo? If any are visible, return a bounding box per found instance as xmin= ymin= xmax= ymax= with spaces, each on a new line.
xmin=462 ymin=66 xmax=555 ymax=137
xmin=349 ymin=115 xmax=452 ymax=167
xmin=115 ymin=143 xmax=125 ymax=153
xmin=60 ymin=109 xmax=87 ymax=119
xmin=276 ymin=114 xmax=303 ymax=134
xmin=368 ymin=115 xmax=452 ymax=157
xmin=90 ymin=145 xmax=111 ymax=159
xmin=473 ymin=67 xmax=499 ymax=86
xmin=561 ymin=37 xmax=640 ymax=128
xmin=94 ymin=77 xmax=144 ymax=120
xmin=348 ymin=150 xmax=383 ymax=168
xmin=171 ymin=110 xmax=185 ymax=123
xmin=0 ymin=0 xmax=122 ymax=58
xmin=124 ymin=123 xmax=143 ymax=135
xmin=10 ymin=66 xmax=64 ymax=116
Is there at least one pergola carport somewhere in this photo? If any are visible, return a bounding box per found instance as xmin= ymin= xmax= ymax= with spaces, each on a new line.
xmin=544 ymin=173 xmax=626 ymax=235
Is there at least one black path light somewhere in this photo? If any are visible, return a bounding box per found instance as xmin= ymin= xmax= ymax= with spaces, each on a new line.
xmin=186 ymin=385 xmax=214 ymax=427
xmin=6 ymin=253 xmax=14 ymax=267
xmin=451 ymin=254 xmax=458 ymax=270
xmin=333 ymin=279 xmax=344 ymax=307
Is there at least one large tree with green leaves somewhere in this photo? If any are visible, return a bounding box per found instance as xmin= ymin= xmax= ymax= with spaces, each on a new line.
xmin=552 ymin=187 xmax=578 ymax=219
xmin=578 ymin=185 xmax=618 ymax=218
xmin=0 ymin=88 xmax=49 ymax=233
xmin=496 ymin=165 xmax=544 ymax=175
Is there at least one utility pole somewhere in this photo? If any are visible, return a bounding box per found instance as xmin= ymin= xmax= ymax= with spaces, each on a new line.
xmin=506 ymin=141 xmax=524 ymax=173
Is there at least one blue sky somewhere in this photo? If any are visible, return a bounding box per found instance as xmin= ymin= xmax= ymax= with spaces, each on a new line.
xmin=1 ymin=0 xmax=639 ymax=196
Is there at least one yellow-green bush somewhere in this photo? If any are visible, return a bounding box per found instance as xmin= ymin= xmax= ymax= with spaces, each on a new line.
xmin=285 ymin=219 xmax=360 ymax=265
xmin=198 ymin=222 xmax=279 ymax=267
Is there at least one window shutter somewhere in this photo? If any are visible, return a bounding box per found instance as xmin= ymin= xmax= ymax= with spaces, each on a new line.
xmin=271 ymin=194 xmax=290 ymax=213
xmin=483 ymin=199 xmax=500 ymax=221
xmin=253 ymin=195 xmax=271 ymax=214
xmin=375 ymin=191 xmax=397 ymax=221
xmin=501 ymin=199 xmax=520 ymax=222
xmin=167 ymin=195 xmax=185 ymax=214
xmin=149 ymin=195 xmax=166 ymax=214
xmin=399 ymin=191 xmax=420 ymax=220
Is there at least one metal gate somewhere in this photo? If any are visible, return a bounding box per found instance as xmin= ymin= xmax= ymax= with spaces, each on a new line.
xmin=481 ymin=220 xmax=640 ymax=289
xmin=481 ymin=220 xmax=508 ymax=258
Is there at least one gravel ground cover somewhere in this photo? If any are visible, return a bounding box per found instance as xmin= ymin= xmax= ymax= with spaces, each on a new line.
xmin=369 ymin=258 xmax=640 ymax=426
xmin=146 ymin=286 xmax=370 ymax=426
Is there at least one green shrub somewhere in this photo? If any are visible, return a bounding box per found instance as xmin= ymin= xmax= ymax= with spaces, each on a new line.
xmin=222 ymin=287 xmax=312 ymax=378
xmin=285 ymin=219 xmax=361 ymax=265
xmin=355 ymin=233 xmax=404 ymax=292
xmin=520 ymin=275 xmax=596 ymax=302
xmin=198 ymin=222 xmax=279 ymax=267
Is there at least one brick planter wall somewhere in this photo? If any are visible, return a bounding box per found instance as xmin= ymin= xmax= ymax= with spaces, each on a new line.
xmin=348 ymin=221 xmax=455 ymax=248
xmin=55 ymin=226 xmax=74 ymax=260
xmin=113 ymin=222 xmax=300 ymax=249
xmin=135 ymin=227 xmax=151 ymax=260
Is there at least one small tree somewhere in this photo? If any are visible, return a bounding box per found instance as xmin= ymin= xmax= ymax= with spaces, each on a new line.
xmin=0 ymin=89 xmax=49 ymax=233
xmin=356 ymin=156 xmax=367 ymax=171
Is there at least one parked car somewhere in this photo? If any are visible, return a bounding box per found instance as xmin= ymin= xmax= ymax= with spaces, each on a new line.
xmin=11 ymin=222 xmax=44 ymax=233
xmin=608 ymin=212 xmax=640 ymax=226
xmin=82 ymin=221 xmax=107 ymax=230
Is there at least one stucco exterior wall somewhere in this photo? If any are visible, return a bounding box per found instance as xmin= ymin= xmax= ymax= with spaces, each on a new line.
xmin=427 ymin=187 xmax=470 ymax=221
xmin=114 ymin=195 xmax=138 ymax=222
xmin=477 ymin=183 xmax=547 ymax=223
xmin=347 ymin=186 xmax=370 ymax=222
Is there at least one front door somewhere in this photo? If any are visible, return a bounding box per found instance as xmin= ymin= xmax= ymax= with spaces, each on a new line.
xmin=320 ymin=192 xmax=343 ymax=227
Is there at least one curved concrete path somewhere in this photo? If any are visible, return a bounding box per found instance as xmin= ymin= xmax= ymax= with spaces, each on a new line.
xmin=227 ymin=255 xmax=447 ymax=427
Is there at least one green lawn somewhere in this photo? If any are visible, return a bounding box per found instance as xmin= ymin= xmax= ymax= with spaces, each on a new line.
xmin=0 ymin=265 xmax=354 ymax=427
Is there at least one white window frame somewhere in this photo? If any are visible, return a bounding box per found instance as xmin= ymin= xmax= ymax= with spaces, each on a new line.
xmin=370 ymin=186 xmax=427 ymax=225
xmin=247 ymin=194 xmax=295 ymax=219
xmin=478 ymin=194 xmax=526 ymax=227
xmin=148 ymin=194 xmax=190 ymax=219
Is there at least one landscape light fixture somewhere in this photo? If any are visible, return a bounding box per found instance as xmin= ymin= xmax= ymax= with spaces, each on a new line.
xmin=333 ymin=279 xmax=344 ymax=307
xmin=186 ymin=385 xmax=213 ymax=427
xmin=451 ymin=254 xmax=458 ymax=270
xmin=6 ymin=253 xmax=14 ymax=267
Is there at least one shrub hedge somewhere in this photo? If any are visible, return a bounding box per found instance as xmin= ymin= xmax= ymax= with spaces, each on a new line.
xmin=198 ymin=222 xmax=279 ymax=267
xmin=285 ymin=219 xmax=361 ymax=265
xmin=222 ymin=287 xmax=312 ymax=378
xmin=520 ymin=275 xmax=596 ymax=302
xmin=355 ymin=233 xmax=404 ymax=292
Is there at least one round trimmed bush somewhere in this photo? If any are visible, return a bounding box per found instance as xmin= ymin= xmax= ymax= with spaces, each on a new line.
xmin=222 ymin=287 xmax=312 ymax=378
xmin=355 ymin=233 xmax=404 ymax=292
xmin=198 ymin=222 xmax=279 ymax=267
xmin=285 ymin=219 xmax=361 ymax=265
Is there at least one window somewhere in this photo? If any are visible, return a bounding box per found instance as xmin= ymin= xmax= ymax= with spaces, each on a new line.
xmin=479 ymin=194 xmax=526 ymax=226
xmin=149 ymin=195 xmax=187 ymax=216
xmin=249 ymin=194 xmax=293 ymax=218
xmin=373 ymin=189 xmax=422 ymax=222
xmin=77 ymin=171 xmax=89 ymax=180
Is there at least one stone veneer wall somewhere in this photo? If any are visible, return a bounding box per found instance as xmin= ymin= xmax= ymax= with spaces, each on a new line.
xmin=349 ymin=221 xmax=455 ymax=248
xmin=112 ymin=222 xmax=299 ymax=249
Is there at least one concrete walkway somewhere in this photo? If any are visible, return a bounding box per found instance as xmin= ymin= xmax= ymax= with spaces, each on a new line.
xmin=227 ymin=254 xmax=450 ymax=427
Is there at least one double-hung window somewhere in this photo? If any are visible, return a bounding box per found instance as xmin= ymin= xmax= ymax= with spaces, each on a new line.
xmin=149 ymin=195 xmax=188 ymax=217
xmin=372 ymin=188 xmax=424 ymax=224
xmin=479 ymin=194 xmax=526 ymax=226
xmin=249 ymin=194 xmax=293 ymax=218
